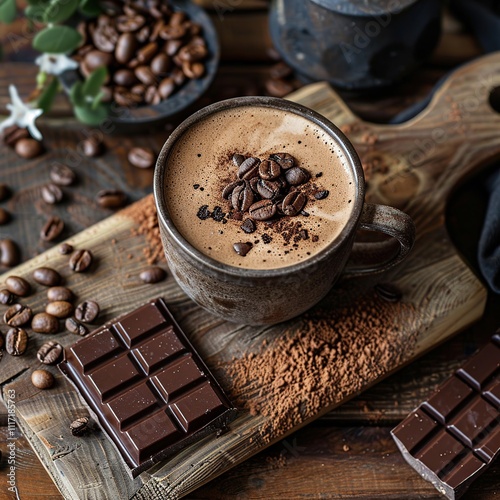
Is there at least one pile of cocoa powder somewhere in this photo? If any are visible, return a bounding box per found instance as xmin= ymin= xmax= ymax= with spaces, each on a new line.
xmin=124 ymin=195 xmax=164 ymax=264
xmin=222 ymin=290 xmax=418 ymax=442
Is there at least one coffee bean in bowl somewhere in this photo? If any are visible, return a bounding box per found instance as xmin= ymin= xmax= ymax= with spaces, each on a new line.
xmin=59 ymin=0 xmax=219 ymax=133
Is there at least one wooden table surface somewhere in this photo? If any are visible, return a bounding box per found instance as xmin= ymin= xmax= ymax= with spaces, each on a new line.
xmin=1 ymin=4 xmax=499 ymax=499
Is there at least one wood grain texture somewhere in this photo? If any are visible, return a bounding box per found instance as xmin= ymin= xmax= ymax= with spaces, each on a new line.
xmin=2 ymin=52 xmax=500 ymax=499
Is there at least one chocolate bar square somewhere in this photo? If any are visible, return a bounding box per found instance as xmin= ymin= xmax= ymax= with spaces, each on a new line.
xmin=59 ymin=298 xmax=237 ymax=477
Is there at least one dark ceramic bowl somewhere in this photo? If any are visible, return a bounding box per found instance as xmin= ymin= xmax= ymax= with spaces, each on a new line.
xmin=60 ymin=0 xmax=219 ymax=134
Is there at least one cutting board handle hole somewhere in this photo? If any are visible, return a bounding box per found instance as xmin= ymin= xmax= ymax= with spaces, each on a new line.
xmin=488 ymin=87 xmax=500 ymax=114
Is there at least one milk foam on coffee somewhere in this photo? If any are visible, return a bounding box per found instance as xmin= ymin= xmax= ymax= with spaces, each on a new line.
xmin=164 ymin=105 xmax=356 ymax=269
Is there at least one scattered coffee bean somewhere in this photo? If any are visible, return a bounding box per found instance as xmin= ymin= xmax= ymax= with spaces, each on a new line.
xmin=0 ymin=207 xmax=11 ymax=225
xmin=83 ymin=137 xmax=104 ymax=157
xmin=5 ymin=327 xmax=28 ymax=356
xmin=69 ymin=249 xmax=93 ymax=272
xmin=31 ymin=312 xmax=59 ymax=334
xmin=37 ymin=341 xmax=63 ymax=365
xmin=46 ymin=300 xmax=73 ymax=318
xmin=248 ymin=199 xmax=276 ymax=221
xmin=50 ymin=163 xmax=76 ymax=186
xmin=233 ymin=242 xmax=253 ymax=257
xmin=0 ymin=289 xmax=15 ymax=305
xmin=41 ymin=183 xmax=63 ymax=204
xmin=314 ymin=190 xmax=329 ymax=200
xmin=282 ymin=191 xmax=307 ymax=216
xmin=70 ymin=416 xmax=90 ymax=436
xmin=270 ymin=61 xmax=293 ymax=80
xmin=65 ymin=317 xmax=88 ymax=336
xmin=4 ymin=304 xmax=32 ymax=326
xmin=15 ymin=138 xmax=43 ymax=159
xmin=33 ymin=267 xmax=62 ymax=287
xmin=232 ymin=153 xmax=246 ymax=167
xmin=128 ymin=147 xmax=155 ymax=169
xmin=139 ymin=266 xmax=166 ymax=284
xmin=75 ymin=300 xmax=100 ymax=323
xmin=374 ymin=283 xmax=402 ymax=302
xmin=240 ymin=218 xmax=256 ymax=234
xmin=96 ymin=189 xmax=127 ymax=209
xmin=40 ymin=216 xmax=64 ymax=241
xmin=265 ymin=78 xmax=294 ymax=98
xmin=270 ymin=153 xmax=295 ymax=170
xmin=238 ymin=157 xmax=260 ymax=180
xmin=3 ymin=125 xmax=30 ymax=147
xmin=285 ymin=167 xmax=310 ymax=186
xmin=0 ymin=239 xmax=20 ymax=266
xmin=0 ymin=183 xmax=11 ymax=202
xmin=31 ymin=369 xmax=54 ymax=390
xmin=48 ymin=286 xmax=74 ymax=302
xmin=59 ymin=242 xmax=74 ymax=255
xmin=5 ymin=276 xmax=31 ymax=296
xmin=259 ymin=159 xmax=281 ymax=180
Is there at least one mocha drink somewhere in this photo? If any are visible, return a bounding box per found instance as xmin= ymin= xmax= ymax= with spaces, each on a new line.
xmin=163 ymin=105 xmax=356 ymax=270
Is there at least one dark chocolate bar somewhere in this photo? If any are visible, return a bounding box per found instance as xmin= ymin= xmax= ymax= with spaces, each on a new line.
xmin=59 ymin=298 xmax=237 ymax=477
xmin=391 ymin=333 xmax=500 ymax=499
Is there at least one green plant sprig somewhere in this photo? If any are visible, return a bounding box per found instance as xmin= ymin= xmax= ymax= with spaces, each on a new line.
xmin=0 ymin=0 xmax=108 ymax=126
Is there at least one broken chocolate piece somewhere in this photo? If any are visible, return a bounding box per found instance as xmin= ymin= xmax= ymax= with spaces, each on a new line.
xmin=391 ymin=333 xmax=500 ymax=500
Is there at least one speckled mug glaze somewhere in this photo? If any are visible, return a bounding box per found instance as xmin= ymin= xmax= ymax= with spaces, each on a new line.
xmin=154 ymin=97 xmax=415 ymax=325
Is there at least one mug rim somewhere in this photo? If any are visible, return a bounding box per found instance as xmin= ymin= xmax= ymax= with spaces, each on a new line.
xmin=154 ymin=96 xmax=365 ymax=279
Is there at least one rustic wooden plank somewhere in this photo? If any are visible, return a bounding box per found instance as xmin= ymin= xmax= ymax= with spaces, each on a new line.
xmin=190 ymin=425 xmax=500 ymax=500
xmin=0 ymin=426 xmax=63 ymax=498
xmin=2 ymin=53 xmax=500 ymax=498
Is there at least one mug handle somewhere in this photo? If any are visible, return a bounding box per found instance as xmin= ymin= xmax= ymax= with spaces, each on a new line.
xmin=343 ymin=203 xmax=416 ymax=277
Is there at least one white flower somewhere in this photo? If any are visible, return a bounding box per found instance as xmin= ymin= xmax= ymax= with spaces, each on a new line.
xmin=0 ymin=85 xmax=43 ymax=141
xmin=35 ymin=53 xmax=78 ymax=76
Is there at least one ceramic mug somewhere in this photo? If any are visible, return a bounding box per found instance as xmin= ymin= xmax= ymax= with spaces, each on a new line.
xmin=154 ymin=97 xmax=415 ymax=325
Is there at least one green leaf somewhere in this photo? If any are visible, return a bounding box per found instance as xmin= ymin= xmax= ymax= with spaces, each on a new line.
xmin=0 ymin=0 xmax=17 ymax=23
xmin=43 ymin=0 xmax=79 ymax=23
xmin=27 ymin=0 xmax=48 ymax=6
xmin=79 ymin=0 xmax=101 ymax=17
xmin=74 ymin=103 xmax=108 ymax=126
xmin=33 ymin=25 xmax=82 ymax=54
xmin=82 ymin=66 xmax=107 ymax=97
xmin=91 ymin=90 xmax=105 ymax=109
xmin=25 ymin=4 xmax=46 ymax=21
xmin=69 ymin=80 xmax=85 ymax=107
xmin=37 ymin=76 xmax=59 ymax=113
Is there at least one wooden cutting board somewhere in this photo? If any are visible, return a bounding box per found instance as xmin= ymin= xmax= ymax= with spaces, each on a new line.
xmin=2 ymin=53 xmax=499 ymax=499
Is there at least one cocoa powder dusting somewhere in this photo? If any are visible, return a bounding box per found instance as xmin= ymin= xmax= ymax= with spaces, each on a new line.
xmin=223 ymin=291 xmax=418 ymax=442
xmin=124 ymin=196 xmax=164 ymax=264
